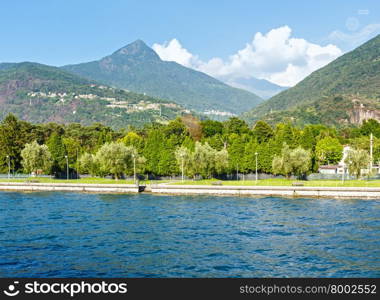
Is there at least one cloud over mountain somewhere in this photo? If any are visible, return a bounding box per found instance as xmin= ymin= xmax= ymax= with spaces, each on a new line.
xmin=328 ymin=23 xmax=380 ymax=50
xmin=153 ymin=26 xmax=342 ymax=87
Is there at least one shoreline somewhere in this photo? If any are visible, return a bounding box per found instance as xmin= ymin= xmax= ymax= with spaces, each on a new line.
xmin=150 ymin=184 xmax=380 ymax=199
xmin=1 ymin=182 xmax=380 ymax=198
xmin=0 ymin=182 xmax=140 ymax=193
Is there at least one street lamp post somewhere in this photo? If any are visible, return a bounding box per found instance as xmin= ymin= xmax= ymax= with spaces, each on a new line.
xmin=370 ymin=133 xmax=373 ymax=174
xmin=76 ymin=148 xmax=79 ymax=180
xmin=132 ymin=153 xmax=136 ymax=184
xmin=6 ymin=155 xmax=10 ymax=179
xmin=65 ymin=155 xmax=69 ymax=180
xmin=255 ymin=152 xmax=258 ymax=182
xmin=180 ymin=153 xmax=184 ymax=183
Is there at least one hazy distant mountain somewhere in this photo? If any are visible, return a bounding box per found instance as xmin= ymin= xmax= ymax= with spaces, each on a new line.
xmin=220 ymin=76 xmax=288 ymax=99
xmin=62 ymin=40 xmax=263 ymax=114
xmin=243 ymin=34 xmax=380 ymax=126
xmin=0 ymin=62 xmax=188 ymax=128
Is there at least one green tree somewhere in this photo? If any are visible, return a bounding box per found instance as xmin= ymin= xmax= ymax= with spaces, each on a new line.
xmin=118 ymin=131 xmax=144 ymax=152
xmin=47 ymin=132 xmax=67 ymax=174
xmin=192 ymin=142 xmax=228 ymax=178
xmin=201 ymin=120 xmax=224 ymax=137
xmin=181 ymin=135 xmax=195 ymax=151
xmin=243 ymin=138 xmax=259 ymax=173
xmin=315 ymin=137 xmax=343 ymax=165
xmin=63 ymin=136 xmax=81 ymax=171
xmin=350 ymin=136 xmax=380 ymax=165
xmin=299 ymin=125 xmax=316 ymax=150
xmin=227 ymin=133 xmax=247 ymax=174
xmin=157 ymin=135 xmax=178 ymax=175
xmin=257 ymin=138 xmax=281 ymax=173
xmin=143 ymin=129 xmax=164 ymax=175
xmin=224 ymin=117 xmax=249 ymax=135
xmin=214 ymin=148 xmax=229 ymax=175
xmin=21 ymin=141 xmax=52 ymax=174
xmin=252 ymin=121 xmax=273 ymax=143
xmin=272 ymin=144 xmax=311 ymax=178
xmin=0 ymin=114 xmax=26 ymax=172
xmin=274 ymin=123 xmax=299 ymax=148
xmin=95 ymin=142 xmax=138 ymax=179
xmin=344 ymin=149 xmax=370 ymax=178
xmin=175 ymin=146 xmax=193 ymax=178
xmin=164 ymin=118 xmax=187 ymax=143
xmin=79 ymin=153 xmax=100 ymax=176
xmin=360 ymin=119 xmax=380 ymax=138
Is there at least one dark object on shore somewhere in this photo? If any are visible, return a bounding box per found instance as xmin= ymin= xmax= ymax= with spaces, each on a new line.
xmin=292 ymin=182 xmax=304 ymax=186
xmin=25 ymin=179 xmax=40 ymax=183
xmin=212 ymin=181 xmax=223 ymax=186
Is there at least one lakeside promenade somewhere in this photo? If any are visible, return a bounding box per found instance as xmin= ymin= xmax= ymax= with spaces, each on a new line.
xmin=0 ymin=182 xmax=140 ymax=193
xmin=1 ymin=182 xmax=380 ymax=198
xmin=150 ymin=184 xmax=380 ymax=199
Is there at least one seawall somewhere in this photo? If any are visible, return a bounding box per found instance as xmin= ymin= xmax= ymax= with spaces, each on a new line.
xmin=1 ymin=182 xmax=380 ymax=198
xmin=150 ymin=185 xmax=380 ymax=199
xmin=0 ymin=182 xmax=140 ymax=193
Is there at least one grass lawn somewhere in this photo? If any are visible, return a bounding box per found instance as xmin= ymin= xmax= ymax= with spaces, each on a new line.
xmin=171 ymin=178 xmax=380 ymax=187
xmin=1 ymin=177 xmax=379 ymax=187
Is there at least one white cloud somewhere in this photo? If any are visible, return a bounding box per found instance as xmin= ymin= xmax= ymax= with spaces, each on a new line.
xmin=152 ymin=39 xmax=201 ymax=68
xmin=328 ymin=23 xmax=380 ymax=50
xmin=152 ymin=26 xmax=342 ymax=87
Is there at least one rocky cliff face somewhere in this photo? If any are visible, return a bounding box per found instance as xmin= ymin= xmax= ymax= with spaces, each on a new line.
xmin=349 ymin=99 xmax=380 ymax=124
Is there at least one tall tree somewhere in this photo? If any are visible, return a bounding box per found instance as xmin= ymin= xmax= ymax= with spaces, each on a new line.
xmin=118 ymin=131 xmax=144 ymax=152
xmin=47 ymin=132 xmax=67 ymax=175
xmin=21 ymin=141 xmax=52 ymax=174
xmin=191 ymin=142 xmax=228 ymax=178
xmin=227 ymin=133 xmax=247 ymax=174
xmin=157 ymin=135 xmax=178 ymax=176
xmin=201 ymin=120 xmax=224 ymax=138
xmin=95 ymin=142 xmax=137 ymax=180
xmin=224 ymin=117 xmax=249 ymax=135
xmin=344 ymin=149 xmax=370 ymax=178
xmin=175 ymin=146 xmax=193 ymax=178
xmin=272 ymin=144 xmax=311 ymax=178
xmin=242 ymin=138 xmax=257 ymax=173
xmin=79 ymin=153 xmax=99 ymax=176
xmin=0 ymin=114 xmax=25 ymax=172
xmin=252 ymin=121 xmax=273 ymax=143
xmin=360 ymin=119 xmax=380 ymax=138
xmin=315 ymin=137 xmax=343 ymax=165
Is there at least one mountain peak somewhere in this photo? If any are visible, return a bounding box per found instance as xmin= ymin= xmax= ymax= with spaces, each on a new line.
xmin=112 ymin=39 xmax=160 ymax=60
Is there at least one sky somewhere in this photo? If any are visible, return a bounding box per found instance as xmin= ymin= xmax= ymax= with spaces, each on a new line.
xmin=1 ymin=0 xmax=379 ymax=86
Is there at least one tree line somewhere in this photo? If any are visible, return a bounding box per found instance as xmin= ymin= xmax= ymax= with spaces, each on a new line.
xmin=1 ymin=113 xmax=379 ymax=179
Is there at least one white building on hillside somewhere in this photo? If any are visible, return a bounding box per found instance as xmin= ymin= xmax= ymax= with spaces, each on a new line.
xmin=319 ymin=146 xmax=350 ymax=175
xmin=319 ymin=145 xmax=380 ymax=176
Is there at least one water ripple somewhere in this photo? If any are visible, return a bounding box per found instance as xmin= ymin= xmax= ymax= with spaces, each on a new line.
xmin=0 ymin=192 xmax=379 ymax=277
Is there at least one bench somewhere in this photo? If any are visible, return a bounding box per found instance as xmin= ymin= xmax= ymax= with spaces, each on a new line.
xmin=211 ymin=181 xmax=223 ymax=186
xmin=292 ymin=182 xmax=304 ymax=186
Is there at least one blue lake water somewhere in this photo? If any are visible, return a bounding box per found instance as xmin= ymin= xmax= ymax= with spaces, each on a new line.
xmin=0 ymin=191 xmax=379 ymax=277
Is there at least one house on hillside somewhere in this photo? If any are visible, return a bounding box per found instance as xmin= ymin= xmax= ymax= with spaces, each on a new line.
xmin=319 ymin=146 xmax=350 ymax=175
xmin=319 ymin=145 xmax=380 ymax=176
xmin=318 ymin=165 xmax=340 ymax=174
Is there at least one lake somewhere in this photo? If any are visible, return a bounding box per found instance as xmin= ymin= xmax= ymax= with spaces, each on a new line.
xmin=0 ymin=192 xmax=379 ymax=277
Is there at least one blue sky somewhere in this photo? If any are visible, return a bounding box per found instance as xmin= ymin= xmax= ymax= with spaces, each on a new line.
xmin=1 ymin=0 xmax=379 ymax=86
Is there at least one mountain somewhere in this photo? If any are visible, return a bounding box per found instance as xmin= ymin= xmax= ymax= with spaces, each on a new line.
xmin=62 ymin=40 xmax=263 ymax=115
xmin=0 ymin=62 xmax=189 ymax=128
xmin=220 ymin=76 xmax=288 ymax=99
xmin=243 ymin=34 xmax=380 ymax=126
xmin=251 ymin=95 xmax=380 ymax=127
